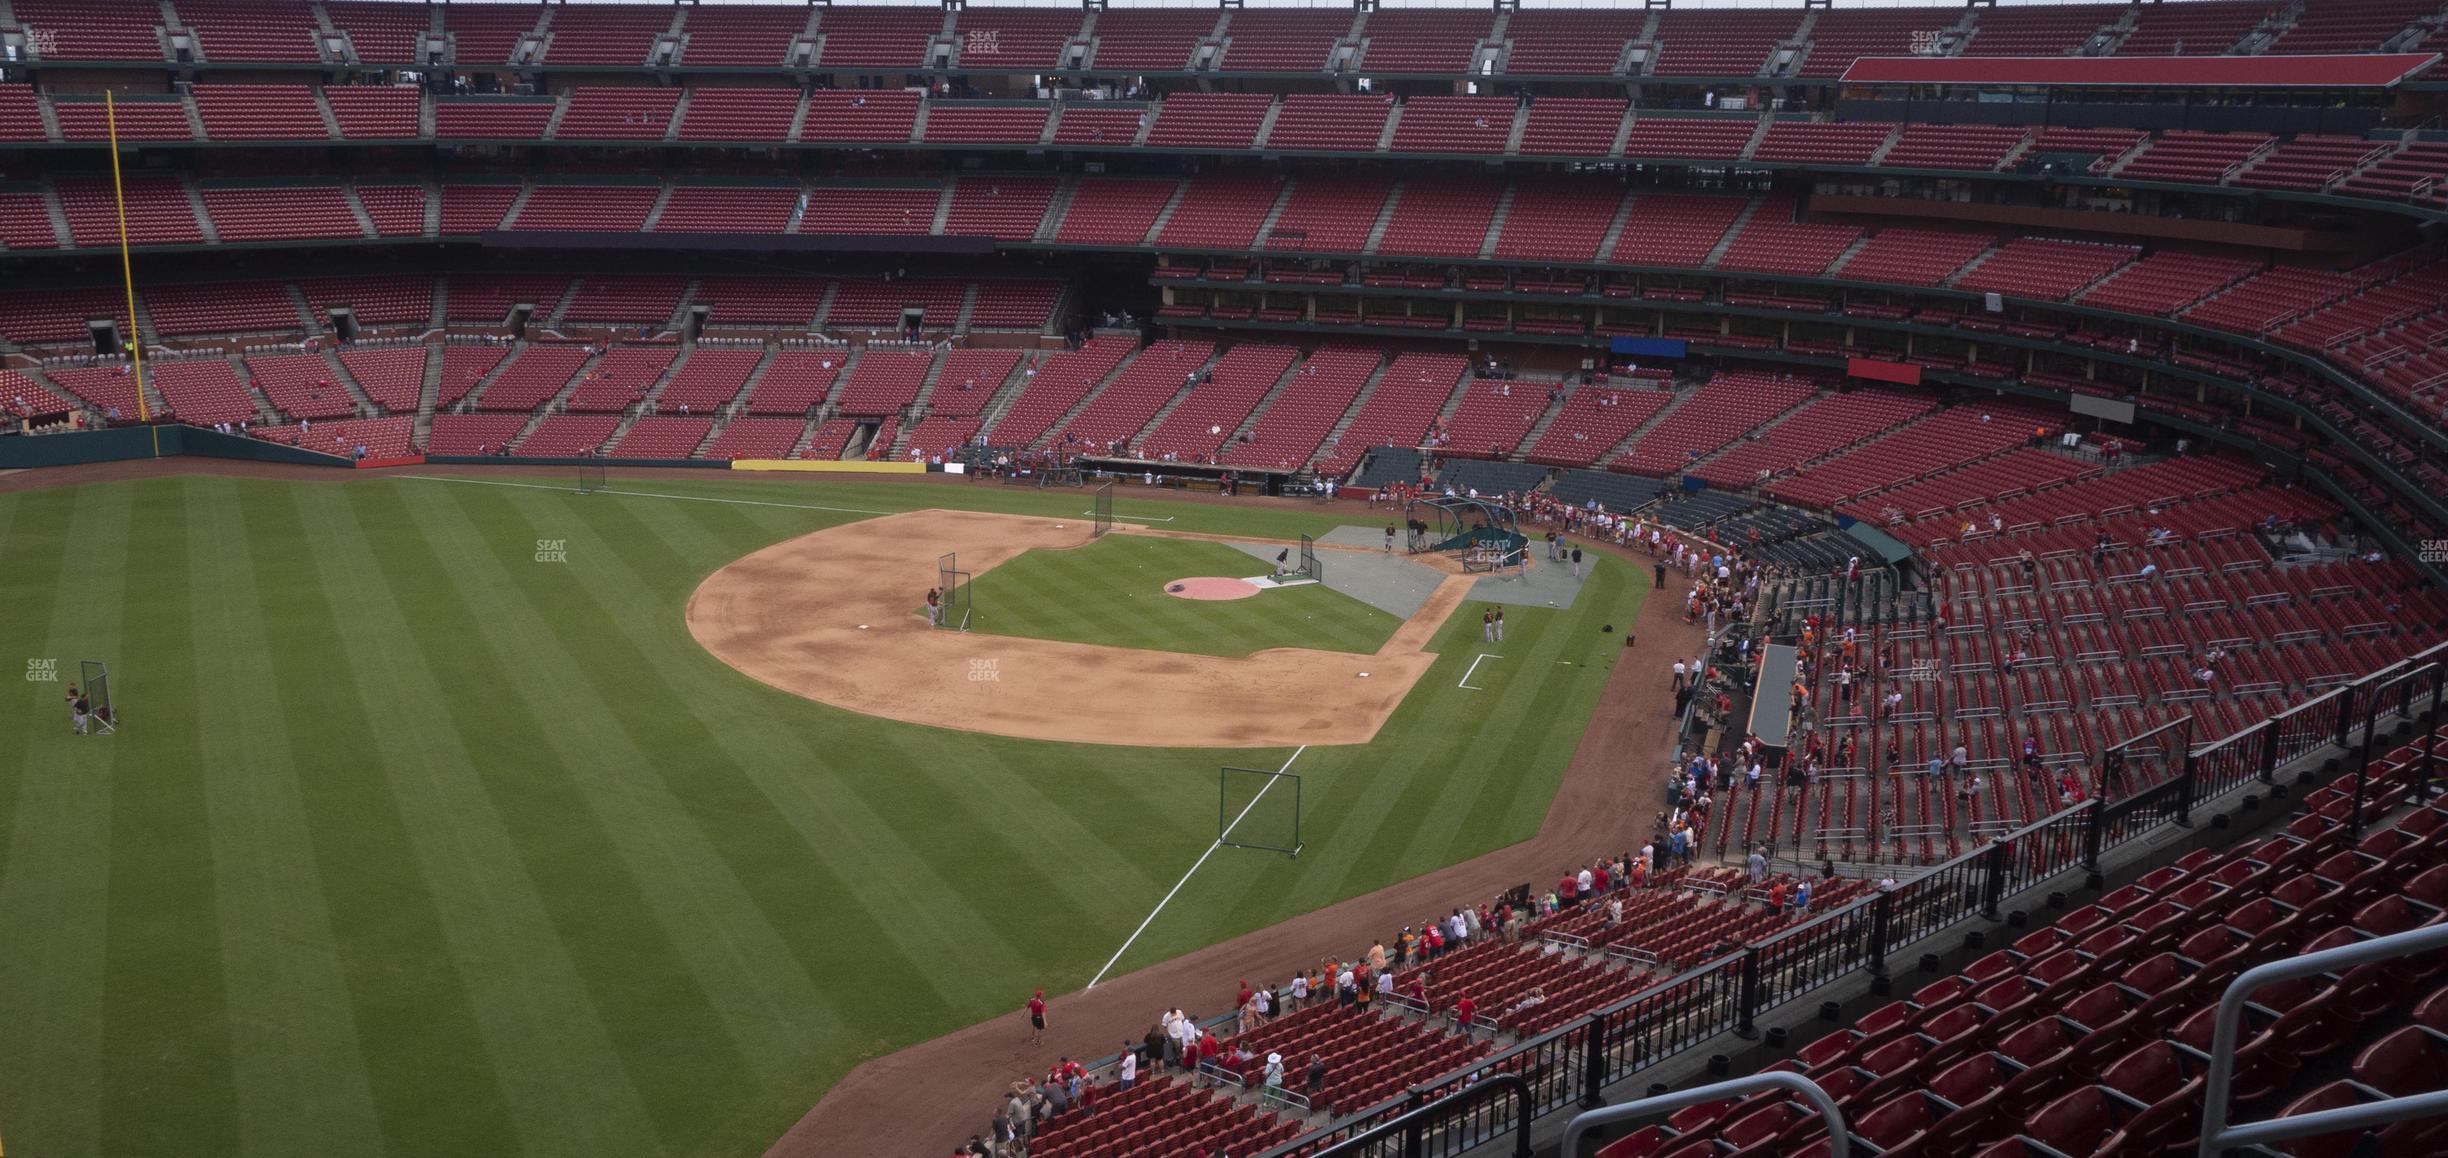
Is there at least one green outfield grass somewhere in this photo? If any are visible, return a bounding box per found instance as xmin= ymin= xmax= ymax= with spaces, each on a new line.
xmin=0 ymin=472 xmax=1643 ymax=1158
xmin=958 ymin=533 xmax=1403 ymax=656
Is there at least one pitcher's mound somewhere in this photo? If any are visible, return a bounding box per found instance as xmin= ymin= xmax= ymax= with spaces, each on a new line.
xmin=1166 ymin=576 xmax=1261 ymax=601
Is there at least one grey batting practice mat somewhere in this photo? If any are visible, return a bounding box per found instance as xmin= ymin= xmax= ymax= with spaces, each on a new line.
xmin=1312 ymin=526 xmax=1592 ymax=611
xmin=1226 ymin=540 xmax=1443 ymax=619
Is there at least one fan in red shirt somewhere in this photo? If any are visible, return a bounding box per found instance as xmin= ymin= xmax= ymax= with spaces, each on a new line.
xmin=1456 ymin=993 xmax=1477 ymax=1031
xmin=1024 ymin=990 xmax=1047 ymax=1046
xmin=1558 ymin=871 xmax=1579 ymax=907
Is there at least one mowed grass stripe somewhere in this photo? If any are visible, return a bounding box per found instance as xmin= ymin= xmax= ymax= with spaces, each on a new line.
xmin=0 ymin=486 xmax=125 ymax=1158
xmin=187 ymin=480 xmax=387 ymax=1158
xmin=100 ymin=479 xmax=245 ymax=1158
xmin=323 ymin=483 xmax=658 ymax=1156
xmin=965 ymin=534 xmax=1402 ymax=657
xmin=261 ymin=483 xmax=521 ymax=1158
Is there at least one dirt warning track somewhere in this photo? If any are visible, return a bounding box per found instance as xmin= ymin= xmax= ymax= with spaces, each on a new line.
xmin=686 ymin=508 xmax=1469 ymax=748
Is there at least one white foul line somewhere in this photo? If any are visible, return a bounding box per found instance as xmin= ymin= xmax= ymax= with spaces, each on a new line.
xmin=1088 ymin=744 xmax=1306 ymax=989
xmin=397 ymin=474 xmax=895 ymax=517
xmin=1081 ymin=510 xmax=1176 ymax=523
xmin=1459 ymin=653 xmax=1503 ymax=690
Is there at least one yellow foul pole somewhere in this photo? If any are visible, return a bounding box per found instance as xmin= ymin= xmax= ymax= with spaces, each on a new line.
xmin=104 ymin=91 xmax=158 ymax=457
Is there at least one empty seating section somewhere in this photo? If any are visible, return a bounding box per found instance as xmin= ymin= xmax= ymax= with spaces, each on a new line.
xmin=673 ymin=87 xmax=798 ymax=141
xmin=695 ymin=276 xmax=827 ymax=326
xmin=741 ymin=350 xmax=840 ymax=414
xmin=435 ymin=101 xmax=555 ymax=139
xmin=442 ymin=4 xmax=541 ymax=66
xmin=1518 ymin=98 xmax=1628 ymax=157
xmin=245 ymin=354 xmax=357 ymax=420
xmin=798 ymin=91 xmax=919 ymax=143
xmin=325 ymin=2 xmax=428 ymax=64
xmin=1493 ymin=182 xmax=1623 ymax=263
xmin=1611 ymin=194 xmax=1747 ymax=267
xmin=517 ymin=413 xmax=623 ymax=456
xmin=1312 ymin=351 xmax=1467 ymax=474
xmin=676 ymin=6 xmax=806 ymax=66
xmin=565 ymin=347 xmax=675 ymax=411
xmin=610 ymin=416 xmax=714 ymax=458
xmin=2118 ymin=0 xmax=2272 ymax=55
xmin=145 ymin=281 xmax=297 ymax=336
xmin=325 ymin=85 xmax=422 ymax=139
xmin=2269 ymin=0 xmax=2435 ymax=52
xmin=0 ymin=288 xmax=130 ymax=347
xmin=52 ymin=99 xmax=191 ymax=142
xmin=1147 ymin=92 xmax=1273 ymax=149
xmin=1225 ymin=345 xmax=1380 ymax=470
xmin=2337 ymin=140 xmax=2448 ymax=207
xmin=1649 ymin=10 xmax=1798 ymax=76
xmin=1962 ymin=3 xmax=2119 ymax=53
xmin=0 ymin=86 xmax=44 ymax=142
xmin=653 ymin=186 xmax=796 ymax=234
xmin=1765 ymin=401 xmax=2058 ymax=507
xmin=0 ymin=194 xmax=60 ymax=249
xmin=801 ymin=415 xmax=890 ymax=461
xmin=1796 ymin=8 xmax=1957 ymax=77
xmin=1155 ymin=175 xmax=1284 ymax=249
xmin=148 ymin=358 xmax=261 ymax=425
xmin=1049 ymin=104 xmax=1145 ymax=146
xmin=951 ymin=9 xmax=1080 ymax=69
xmin=1956 ymin=238 xmax=2138 ymax=301
xmin=652 ymin=348 xmax=763 ymax=413
xmin=1262 ymin=176 xmax=1392 ymax=253
xmin=1138 ymin=342 xmax=1298 ymax=460
xmin=922 ymin=104 xmax=1050 ymax=145
xmin=799 ymin=186 xmax=938 ymax=235
xmin=2184 ymin=264 xmax=2364 ymax=333
xmin=1879 ymin=124 xmax=2030 ymax=171
xmin=984 ymin=336 xmax=1133 ymax=446
xmin=833 ymin=348 xmax=934 ymax=416
xmin=1692 ymin=388 xmax=1938 ymax=488
xmin=539 ymin=4 xmax=669 ymax=65
xmin=1716 ymin=199 xmax=1860 ymax=276
xmin=337 ymin=346 xmax=431 ymax=411
xmin=1376 ymin=180 xmax=1503 ymax=258
xmin=2119 ymin=130 xmax=2274 ymax=184
xmin=1357 ymin=10 xmax=1490 ymax=74
xmin=1836 ymin=227 xmax=1995 ymax=286
xmin=254 ymin=416 xmax=414 ymax=458
xmin=1621 ymin=117 xmax=1751 ymax=161
xmin=1027 ymin=1077 xmax=1298 ymax=1158
xmin=1056 ymin=178 xmax=1174 ymax=245
xmin=943 ymin=176 xmax=1056 ymax=241
xmin=191 ymin=84 xmax=326 ymax=140
xmin=511 ymin=185 xmax=659 ymax=233
xmin=1614 ymin=371 xmax=1814 ymax=475
xmin=1056 ymin=339 xmax=1213 ymax=448
xmin=179 ymin=0 xmax=320 ymax=63
xmin=471 ymin=344 xmax=591 ymax=411
xmin=826 ymin=278 xmax=964 ymax=328
xmin=449 ymin=274 xmax=568 ymax=323
xmin=703 ymin=416 xmax=804 ymax=459
xmin=923 ymin=348 xmax=1023 ymax=416
xmin=1442 ymin=379 xmax=1553 ymax=459
xmin=434 ymin=346 xmax=507 ymax=407
xmin=967 ymin=281 xmax=1061 ymax=330
xmin=555 ymin=87 xmax=680 ymax=140
xmin=200 ymin=185 xmax=363 ymax=242
xmin=1262 ymin=94 xmax=1392 ymax=152
xmin=1524 ymin=386 xmax=1673 ymax=468
xmin=1504 ymin=10 xmax=1640 ymax=75
xmin=2078 ymin=252 xmax=2260 ymax=317
xmin=46 ymin=366 xmax=153 ymax=418
xmin=1087 ymin=9 xmax=1212 ymax=71
xmin=564 ymin=276 xmax=684 ymax=325
xmin=2 ymin=370 xmax=82 ymax=421
xmin=814 ymin=5 xmax=941 ymax=69
xmin=1391 ymin=96 xmax=1513 ymax=154
xmin=426 ymin=413 xmax=528 ymax=455
xmin=300 ymin=275 xmax=433 ymax=330
xmin=12 ymin=0 xmax=163 ymax=61
xmin=1752 ymin=121 xmax=1895 ymax=165
xmin=1219 ymin=10 xmax=1347 ymax=71
xmin=2031 ymin=125 xmax=2147 ymax=166
xmin=2238 ymin=135 xmax=2386 ymax=191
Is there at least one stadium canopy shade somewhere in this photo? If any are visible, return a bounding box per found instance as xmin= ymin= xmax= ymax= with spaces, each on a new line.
xmin=1842 ymin=52 xmax=2440 ymax=89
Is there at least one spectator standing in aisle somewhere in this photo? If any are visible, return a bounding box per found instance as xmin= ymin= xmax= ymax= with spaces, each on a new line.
xmin=1747 ymin=845 xmax=1767 ymax=884
xmin=1119 ymin=1043 xmax=1138 ymax=1091
xmin=1307 ymin=1054 xmax=1327 ymax=1097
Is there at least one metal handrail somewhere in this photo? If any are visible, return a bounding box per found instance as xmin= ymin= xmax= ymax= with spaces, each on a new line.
xmin=1561 ymin=1071 xmax=1850 ymax=1158
xmin=2198 ymin=921 xmax=2448 ymax=1157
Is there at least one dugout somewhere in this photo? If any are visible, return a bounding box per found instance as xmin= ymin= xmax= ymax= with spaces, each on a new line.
xmin=1080 ymin=455 xmax=1327 ymax=497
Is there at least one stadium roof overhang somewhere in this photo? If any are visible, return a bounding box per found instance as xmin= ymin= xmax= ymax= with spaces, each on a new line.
xmin=1840 ymin=53 xmax=2440 ymax=90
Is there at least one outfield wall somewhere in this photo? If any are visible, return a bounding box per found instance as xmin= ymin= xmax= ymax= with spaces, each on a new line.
xmin=0 ymin=425 xmax=353 ymax=469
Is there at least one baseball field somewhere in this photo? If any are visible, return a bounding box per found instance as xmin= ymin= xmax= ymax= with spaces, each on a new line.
xmin=0 ymin=470 xmax=1644 ymax=1158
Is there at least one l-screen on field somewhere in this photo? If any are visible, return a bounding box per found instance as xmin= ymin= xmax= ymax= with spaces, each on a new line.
xmin=0 ymin=471 xmax=1641 ymax=1158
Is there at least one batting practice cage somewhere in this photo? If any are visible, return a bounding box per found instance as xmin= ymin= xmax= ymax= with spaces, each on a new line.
xmin=80 ymin=660 xmax=118 ymax=734
xmin=1219 ymin=765 xmax=1303 ymax=856
xmin=577 ymin=458 xmax=606 ymax=495
xmin=1408 ymin=496 xmax=1528 ymax=573
xmin=1297 ymin=534 xmax=1323 ymax=582
xmin=1093 ymin=481 xmax=1114 ymax=538
xmin=936 ymin=551 xmax=972 ymax=632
